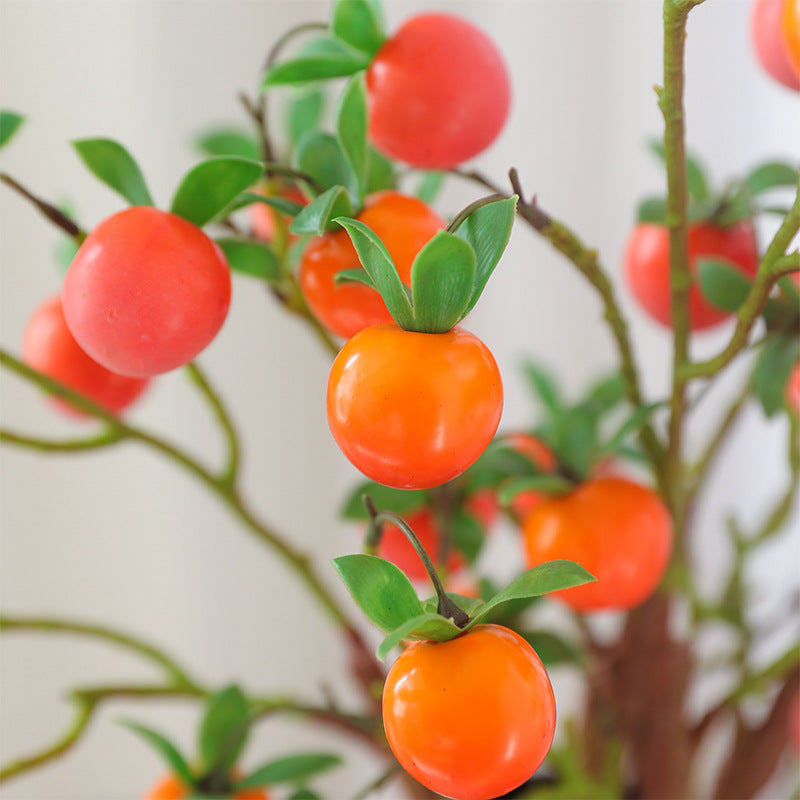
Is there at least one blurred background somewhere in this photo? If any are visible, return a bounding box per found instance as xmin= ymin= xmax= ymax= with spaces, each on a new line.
xmin=0 ymin=0 xmax=798 ymax=797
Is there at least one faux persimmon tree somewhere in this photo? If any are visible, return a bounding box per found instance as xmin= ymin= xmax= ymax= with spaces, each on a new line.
xmin=0 ymin=1 xmax=798 ymax=799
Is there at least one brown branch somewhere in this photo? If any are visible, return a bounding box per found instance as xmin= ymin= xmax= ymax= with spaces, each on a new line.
xmin=0 ymin=172 xmax=86 ymax=240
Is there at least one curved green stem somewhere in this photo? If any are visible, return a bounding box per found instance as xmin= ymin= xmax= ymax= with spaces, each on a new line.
xmin=0 ymin=428 xmax=123 ymax=452
xmin=280 ymin=273 xmax=341 ymax=356
xmin=185 ymin=361 xmax=240 ymax=489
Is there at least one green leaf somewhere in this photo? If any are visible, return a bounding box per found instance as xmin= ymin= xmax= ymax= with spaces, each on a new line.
xmin=753 ymin=335 xmax=800 ymax=417
xmin=262 ymin=53 xmax=369 ymax=88
xmin=334 ymin=217 xmax=414 ymax=328
xmin=698 ymin=258 xmax=753 ymax=313
xmin=72 ymin=138 xmax=154 ymax=207
xmin=522 ymin=362 xmax=562 ymax=416
xmin=234 ymin=753 xmax=342 ymax=790
xmin=0 ymin=111 xmax=24 ymax=148
xmin=377 ymin=613 xmax=462 ymax=660
xmin=582 ymin=373 xmax=627 ymax=417
xmin=365 ymin=146 xmax=397 ymax=193
xmin=119 ymin=719 xmax=195 ymax=786
xmin=451 ymin=511 xmax=486 ymax=564
xmin=521 ymin=630 xmax=583 ymax=666
xmin=497 ymin=475 xmax=573 ymax=507
xmin=454 ymin=196 xmax=517 ymax=315
xmin=288 ymin=791 xmax=321 ymax=800
xmin=468 ymin=560 xmax=595 ymax=627
xmin=335 ymin=73 xmax=368 ymax=202
xmin=340 ymin=482 xmax=427 ymax=520
xmin=556 ymin=406 xmax=597 ymax=478
xmin=287 ymin=89 xmax=325 ymax=147
xmin=334 ymin=267 xmax=376 ymax=288
xmin=415 ymin=171 xmax=445 ymax=204
xmin=648 ymin=140 xmax=709 ymax=203
xmin=331 ymin=0 xmax=385 ymax=56
xmin=238 ymin=191 xmax=305 ymax=218
xmin=293 ymin=131 xmax=354 ymax=195
xmin=290 ymin=185 xmax=353 ymax=236
xmin=215 ymin=238 xmax=281 ymax=284
xmin=599 ymin=402 xmax=662 ymax=455
xmin=332 ymin=554 xmax=424 ymax=633
xmin=410 ymin=231 xmax=476 ymax=332
xmin=636 ymin=197 xmax=667 ymax=224
xmin=746 ymin=161 xmax=798 ymax=195
xmin=195 ymin=128 xmax=260 ymax=160
xmin=171 ymin=156 xmax=264 ymax=227
xmin=199 ymin=685 xmax=250 ymax=775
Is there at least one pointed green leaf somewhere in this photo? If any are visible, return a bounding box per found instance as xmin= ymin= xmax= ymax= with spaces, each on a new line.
xmin=753 ymin=335 xmax=800 ymax=417
xmin=195 ymin=128 xmax=260 ymax=160
xmin=497 ymin=475 xmax=573 ymax=507
xmin=199 ymin=685 xmax=250 ymax=775
xmin=287 ymin=89 xmax=325 ymax=147
xmin=336 ymin=73 xmax=368 ymax=203
xmin=334 ymin=267 xmax=377 ymax=289
xmin=289 ymin=791 xmax=321 ymax=800
xmin=522 ymin=361 xmax=562 ymax=416
xmin=262 ymin=53 xmax=369 ymax=88
xmin=340 ymin=482 xmax=427 ymax=520
xmin=234 ymin=753 xmax=341 ymax=790
xmin=451 ymin=510 xmax=486 ymax=564
xmin=331 ymin=0 xmax=385 ymax=56
xmin=377 ymin=613 xmax=462 ymax=660
xmin=171 ymin=156 xmax=263 ymax=227
xmin=293 ymin=131 xmax=354 ymax=195
xmin=648 ymin=140 xmax=709 ymax=203
xmin=454 ymin=196 xmax=517 ymax=315
xmin=746 ymin=161 xmax=798 ymax=195
xmin=468 ymin=561 xmax=595 ymax=627
xmin=415 ymin=171 xmax=445 ymax=204
xmin=582 ymin=373 xmax=627 ymax=417
xmin=120 ymin=719 xmax=195 ymax=785
xmin=334 ymin=217 xmax=414 ymax=327
xmin=0 ymin=111 xmax=24 ymax=148
xmin=332 ymin=554 xmax=424 ymax=633
xmin=598 ymin=402 xmax=662 ymax=456
xmin=238 ymin=191 xmax=305 ymax=217
xmin=636 ymin=197 xmax=667 ymax=224
xmin=73 ymin=138 xmax=154 ymax=207
xmin=521 ymin=630 xmax=583 ymax=666
xmin=365 ymin=146 xmax=397 ymax=193
xmin=698 ymin=258 xmax=754 ymax=313
xmin=410 ymin=231 xmax=476 ymax=332
xmin=215 ymin=238 xmax=281 ymax=284
xmin=290 ymin=185 xmax=353 ymax=236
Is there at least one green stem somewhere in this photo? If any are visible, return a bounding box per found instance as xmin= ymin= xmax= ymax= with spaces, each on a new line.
xmin=185 ymin=361 xmax=240 ymax=489
xmin=281 ymin=272 xmax=341 ymax=356
xmin=0 ymin=428 xmax=124 ymax=452
xmin=0 ymin=615 xmax=198 ymax=687
xmin=261 ymin=162 xmax=324 ymax=194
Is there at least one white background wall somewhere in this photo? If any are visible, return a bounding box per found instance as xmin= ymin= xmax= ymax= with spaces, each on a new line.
xmin=0 ymin=1 xmax=798 ymax=798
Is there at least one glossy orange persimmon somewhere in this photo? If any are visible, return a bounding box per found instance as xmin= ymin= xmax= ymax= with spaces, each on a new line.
xmin=62 ymin=206 xmax=231 ymax=377
xmin=377 ymin=508 xmax=465 ymax=582
xmin=142 ymin=774 xmax=268 ymax=800
xmin=506 ymin=432 xmax=558 ymax=519
xmin=299 ymin=191 xmax=444 ymax=339
xmin=22 ymin=295 xmax=149 ymax=417
xmin=523 ymin=477 xmax=673 ymax=612
xmin=327 ymin=324 xmax=503 ymax=490
xmin=382 ymin=624 xmax=556 ymax=800
xmin=782 ymin=0 xmax=800 ymax=78
xmin=624 ymin=220 xmax=759 ymax=331
xmin=751 ymin=0 xmax=800 ymax=90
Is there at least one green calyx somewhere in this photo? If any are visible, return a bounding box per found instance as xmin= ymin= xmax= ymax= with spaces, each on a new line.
xmin=636 ymin=139 xmax=798 ymax=227
xmin=333 ymin=194 xmax=518 ymax=334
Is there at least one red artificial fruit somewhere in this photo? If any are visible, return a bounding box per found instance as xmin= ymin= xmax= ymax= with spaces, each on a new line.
xmin=624 ymin=220 xmax=759 ymax=331
xmin=787 ymin=362 xmax=800 ymax=414
xmin=327 ymin=323 xmax=503 ymax=490
xmin=62 ymin=206 xmax=231 ymax=377
xmin=22 ymin=294 xmax=149 ymax=417
xmin=782 ymin=0 xmax=800 ymax=78
xmin=382 ymin=624 xmax=556 ymax=800
xmin=250 ymin=184 xmax=307 ymax=245
xmin=142 ymin=775 xmax=267 ymax=800
xmin=751 ymin=0 xmax=800 ymax=90
xmin=523 ymin=477 xmax=673 ymax=612
xmin=506 ymin=432 xmax=558 ymax=519
xmin=299 ymin=191 xmax=444 ymax=339
xmin=366 ymin=13 xmax=511 ymax=168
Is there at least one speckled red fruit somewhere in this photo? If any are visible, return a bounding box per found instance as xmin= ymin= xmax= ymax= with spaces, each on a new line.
xmin=366 ymin=13 xmax=510 ymax=168
xmin=624 ymin=220 xmax=759 ymax=331
xmin=62 ymin=207 xmax=231 ymax=377
xmin=22 ymin=295 xmax=149 ymax=417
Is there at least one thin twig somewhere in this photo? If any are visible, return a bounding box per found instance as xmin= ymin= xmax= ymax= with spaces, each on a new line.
xmin=0 ymin=172 xmax=86 ymax=240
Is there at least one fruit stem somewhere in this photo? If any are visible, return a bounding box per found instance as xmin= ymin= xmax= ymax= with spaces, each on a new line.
xmin=363 ymin=496 xmax=470 ymax=628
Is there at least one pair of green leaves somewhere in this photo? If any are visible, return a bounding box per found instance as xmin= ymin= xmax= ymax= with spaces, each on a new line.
xmin=123 ymin=685 xmax=341 ymax=796
xmin=330 ymin=195 xmax=517 ymax=334
xmin=332 ymin=553 xmax=593 ymax=660
xmin=262 ymin=0 xmax=385 ymax=89
xmin=637 ymin=140 xmax=797 ymax=226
